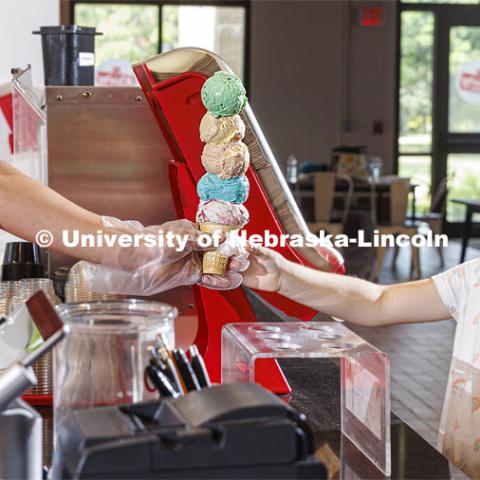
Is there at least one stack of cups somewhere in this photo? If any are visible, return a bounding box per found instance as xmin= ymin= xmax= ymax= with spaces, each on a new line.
xmin=64 ymin=271 xmax=124 ymax=303
xmin=0 ymin=281 xmax=20 ymax=317
xmin=17 ymin=279 xmax=58 ymax=466
xmin=19 ymin=278 xmax=59 ymax=398
xmin=1 ymin=242 xmax=44 ymax=281
xmin=196 ymin=71 xmax=250 ymax=275
xmin=0 ymin=281 xmax=22 ymax=373
xmin=19 ymin=278 xmax=57 ymax=304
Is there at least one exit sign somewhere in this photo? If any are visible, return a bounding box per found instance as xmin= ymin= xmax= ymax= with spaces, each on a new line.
xmin=360 ymin=6 xmax=384 ymax=27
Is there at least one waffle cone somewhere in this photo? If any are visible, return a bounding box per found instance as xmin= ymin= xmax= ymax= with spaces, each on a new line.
xmin=202 ymin=250 xmax=229 ymax=275
xmin=198 ymin=222 xmax=240 ymax=235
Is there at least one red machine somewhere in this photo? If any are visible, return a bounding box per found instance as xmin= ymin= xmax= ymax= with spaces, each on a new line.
xmin=134 ymin=49 xmax=344 ymax=393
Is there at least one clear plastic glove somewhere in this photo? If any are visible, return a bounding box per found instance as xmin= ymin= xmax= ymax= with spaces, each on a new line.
xmin=100 ymin=217 xmax=206 ymax=269
xmin=76 ymin=217 xmax=249 ymax=296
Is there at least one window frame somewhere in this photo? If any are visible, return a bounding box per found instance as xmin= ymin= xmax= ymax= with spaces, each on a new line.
xmin=70 ymin=0 xmax=251 ymax=90
xmin=396 ymin=1 xmax=480 ymax=232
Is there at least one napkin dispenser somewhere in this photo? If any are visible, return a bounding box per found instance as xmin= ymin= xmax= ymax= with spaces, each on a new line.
xmin=53 ymin=383 xmax=327 ymax=479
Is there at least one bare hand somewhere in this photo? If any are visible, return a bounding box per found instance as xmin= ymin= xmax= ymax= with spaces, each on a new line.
xmin=242 ymin=245 xmax=288 ymax=292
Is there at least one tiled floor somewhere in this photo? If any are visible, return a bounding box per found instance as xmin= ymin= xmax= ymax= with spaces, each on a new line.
xmin=346 ymin=240 xmax=478 ymax=447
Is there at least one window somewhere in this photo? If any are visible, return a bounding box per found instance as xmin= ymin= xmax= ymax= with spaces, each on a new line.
xmin=447 ymin=154 xmax=480 ymax=220
xmin=162 ymin=5 xmax=246 ymax=79
xmin=398 ymin=10 xmax=434 ymax=212
xmin=75 ymin=4 xmax=160 ymax=65
xmin=73 ymin=2 xmax=248 ymax=80
xmin=398 ymin=2 xmax=480 ymax=229
xmin=448 ymin=26 xmax=480 ymax=133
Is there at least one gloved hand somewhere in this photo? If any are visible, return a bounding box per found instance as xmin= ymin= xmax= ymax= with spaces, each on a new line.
xmin=75 ymin=217 xmax=249 ymax=295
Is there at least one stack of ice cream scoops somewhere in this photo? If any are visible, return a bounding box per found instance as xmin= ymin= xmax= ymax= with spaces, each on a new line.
xmin=196 ymin=71 xmax=250 ymax=275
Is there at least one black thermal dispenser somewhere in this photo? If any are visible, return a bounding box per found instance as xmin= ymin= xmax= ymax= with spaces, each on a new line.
xmin=53 ymin=383 xmax=327 ymax=479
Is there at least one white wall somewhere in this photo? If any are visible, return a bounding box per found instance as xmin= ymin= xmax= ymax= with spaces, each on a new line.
xmin=0 ymin=0 xmax=60 ymax=86
xmin=0 ymin=0 xmax=59 ymax=258
xmin=250 ymin=0 xmax=397 ymax=174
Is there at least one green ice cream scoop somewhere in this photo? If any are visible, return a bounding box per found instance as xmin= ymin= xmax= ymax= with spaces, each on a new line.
xmin=201 ymin=71 xmax=248 ymax=118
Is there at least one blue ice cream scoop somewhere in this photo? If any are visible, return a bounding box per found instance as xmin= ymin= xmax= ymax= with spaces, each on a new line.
xmin=197 ymin=173 xmax=249 ymax=204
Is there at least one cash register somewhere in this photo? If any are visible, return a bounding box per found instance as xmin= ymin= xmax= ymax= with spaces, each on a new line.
xmin=53 ymin=383 xmax=327 ymax=479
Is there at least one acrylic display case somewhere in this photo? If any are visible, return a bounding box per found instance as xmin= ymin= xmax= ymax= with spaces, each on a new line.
xmin=11 ymin=66 xmax=47 ymax=185
xmin=221 ymin=322 xmax=391 ymax=476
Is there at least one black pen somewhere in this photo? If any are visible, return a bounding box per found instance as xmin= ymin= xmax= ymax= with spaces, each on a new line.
xmin=148 ymin=346 xmax=164 ymax=368
xmin=173 ymin=349 xmax=201 ymax=392
xmin=158 ymin=347 xmax=186 ymax=395
xmin=146 ymin=364 xmax=179 ymax=398
xmin=188 ymin=345 xmax=211 ymax=388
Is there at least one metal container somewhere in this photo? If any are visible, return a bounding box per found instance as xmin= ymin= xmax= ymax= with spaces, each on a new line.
xmin=0 ymin=399 xmax=42 ymax=480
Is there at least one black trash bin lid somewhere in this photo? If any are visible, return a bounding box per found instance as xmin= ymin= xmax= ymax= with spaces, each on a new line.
xmin=33 ymin=25 xmax=102 ymax=35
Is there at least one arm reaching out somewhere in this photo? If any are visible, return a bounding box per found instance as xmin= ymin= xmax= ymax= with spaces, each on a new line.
xmin=243 ymin=245 xmax=451 ymax=326
xmin=0 ymin=160 xmax=247 ymax=293
xmin=0 ymin=160 xmax=103 ymax=263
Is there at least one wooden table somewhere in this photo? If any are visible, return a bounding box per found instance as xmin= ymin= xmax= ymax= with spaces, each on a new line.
xmin=451 ymin=198 xmax=480 ymax=263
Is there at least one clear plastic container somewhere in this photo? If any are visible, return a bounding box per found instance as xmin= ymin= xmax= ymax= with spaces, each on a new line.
xmin=222 ymin=322 xmax=391 ymax=476
xmin=54 ymin=300 xmax=176 ymax=430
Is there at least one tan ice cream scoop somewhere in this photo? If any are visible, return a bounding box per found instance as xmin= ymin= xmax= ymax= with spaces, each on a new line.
xmin=199 ymin=112 xmax=246 ymax=144
xmin=201 ymin=142 xmax=250 ymax=180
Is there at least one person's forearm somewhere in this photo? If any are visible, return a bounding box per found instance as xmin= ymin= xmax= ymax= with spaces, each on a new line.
xmin=0 ymin=161 xmax=103 ymax=263
xmin=279 ymin=261 xmax=387 ymax=325
xmin=278 ymin=260 xmax=451 ymax=326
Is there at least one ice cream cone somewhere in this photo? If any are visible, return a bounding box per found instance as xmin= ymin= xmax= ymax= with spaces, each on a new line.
xmin=198 ymin=222 xmax=240 ymax=235
xmin=198 ymin=222 xmax=240 ymax=276
xmin=202 ymin=250 xmax=229 ymax=275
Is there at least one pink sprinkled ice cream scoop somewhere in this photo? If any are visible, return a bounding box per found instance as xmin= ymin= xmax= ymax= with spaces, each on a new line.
xmin=196 ymin=199 xmax=249 ymax=227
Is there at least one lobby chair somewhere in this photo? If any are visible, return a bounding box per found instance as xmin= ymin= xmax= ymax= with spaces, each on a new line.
xmin=410 ymin=176 xmax=449 ymax=267
xmin=307 ymin=172 xmax=353 ymax=239
xmin=374 ymin=178 xmax=421 ymax=280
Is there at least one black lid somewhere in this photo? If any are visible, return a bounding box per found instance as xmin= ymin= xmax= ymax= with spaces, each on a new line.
xmin=3 ymin=242 xmax=43 ymax=265
xmin=33 ymin=25 xmax=102 ymax=35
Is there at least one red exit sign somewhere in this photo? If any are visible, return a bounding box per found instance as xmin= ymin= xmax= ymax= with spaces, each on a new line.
xmin=360 ymin=6 xmax=384 ymax=27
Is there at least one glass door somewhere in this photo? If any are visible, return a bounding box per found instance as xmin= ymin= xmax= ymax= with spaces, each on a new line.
xmin=436 ymin=11 xmax=480 ymax=230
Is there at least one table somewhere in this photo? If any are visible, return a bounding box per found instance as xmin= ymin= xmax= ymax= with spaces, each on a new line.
xmin=451 ymin=198 xmax=480 ymax=263
xmin=294 ymin=177 xmax=418 ymax=223
xmin=247 ymin=290 xmax=463 ymax=479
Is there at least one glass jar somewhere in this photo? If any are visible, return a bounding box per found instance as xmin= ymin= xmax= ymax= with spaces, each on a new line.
xmin=53 ymin=300 xmax=177 ymax=430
